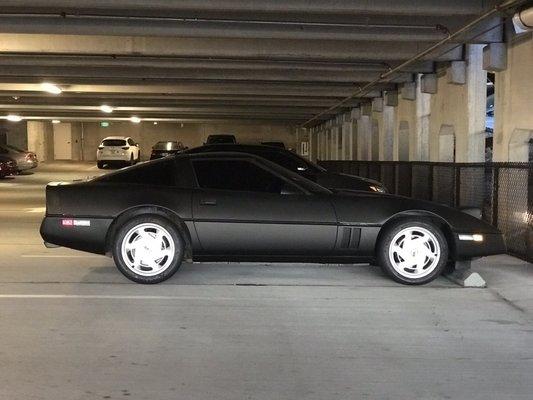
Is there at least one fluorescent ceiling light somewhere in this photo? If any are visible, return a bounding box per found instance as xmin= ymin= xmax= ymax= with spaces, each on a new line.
xmin=41 ymin=82 xmax=62 ymax=95
xmin=6 ymin=114 xmax=22 ymax=122
xmin=130 ymin=116 xmax=141 ymax=123
xmin=100 ymin=104 xmax=113 ymax=113
xmin=52 ymin=119 xmax=61 ymax=124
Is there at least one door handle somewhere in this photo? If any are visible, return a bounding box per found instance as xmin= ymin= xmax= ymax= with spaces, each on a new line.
xmin=199 ymin=198 xmax=217 ymax=206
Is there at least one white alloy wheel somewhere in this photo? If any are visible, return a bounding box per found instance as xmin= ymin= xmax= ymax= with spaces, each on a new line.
xmin=121 ymin=223 xmax=175 ymax=276
xmin=388 ymin=226 xmax=441 ymax=279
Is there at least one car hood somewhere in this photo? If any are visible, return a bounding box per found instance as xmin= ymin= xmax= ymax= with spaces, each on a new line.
xmin=330 ymin=188 xmax=500 ymax=234
xmin=315 ymin=171 xmax=384 ymax=192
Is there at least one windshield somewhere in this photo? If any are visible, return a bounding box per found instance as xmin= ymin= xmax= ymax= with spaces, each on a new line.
xmin=253 ymin=148 xmax=324 ymax=174
xmin=3 ymin=144 xmax=26 ymax=152
xmin=102 ymin=139 xmax=126 ymax=147
xmin=153 ymin=141 xmax=182 ymax=150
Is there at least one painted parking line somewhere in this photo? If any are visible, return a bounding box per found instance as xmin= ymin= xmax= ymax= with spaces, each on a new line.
xmin=26 ymin=207 xmax=46 ymax=213
xmin=0 ymin=294 xmax=237 ymax=300
xmin=20 ymin=254 xmax=105 ymax=258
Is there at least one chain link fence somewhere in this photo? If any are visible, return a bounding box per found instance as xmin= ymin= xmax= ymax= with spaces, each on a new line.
xmin=318 ymin=160 xmax=533 ymax=263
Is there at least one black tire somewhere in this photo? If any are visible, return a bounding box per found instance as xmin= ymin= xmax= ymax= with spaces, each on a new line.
xmin=97 ymin=161 xmax=105 ymax=169
xmin=377 ymin=219 xmax=448 ymax=285
xmin=129 ymin=154 xmax=135 ymax=166
xmin=112 ymin=215 xmax=185 ymax=284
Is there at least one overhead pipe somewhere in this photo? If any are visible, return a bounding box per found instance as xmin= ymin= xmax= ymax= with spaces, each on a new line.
xmin=302 ymin=0 xmax=529 ymax=127
xmin=0 ymin=14 xmax=449 ymax=42
xmin=513 ymin=6 xmax=533 ymax=32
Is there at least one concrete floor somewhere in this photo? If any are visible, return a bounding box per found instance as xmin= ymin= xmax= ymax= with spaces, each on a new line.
xmin=0 ymin=162 xmax=532 ymax=400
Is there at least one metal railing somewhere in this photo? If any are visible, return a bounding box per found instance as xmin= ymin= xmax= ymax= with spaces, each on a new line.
xmin=318 ymin=160 xmax=533 ymax=263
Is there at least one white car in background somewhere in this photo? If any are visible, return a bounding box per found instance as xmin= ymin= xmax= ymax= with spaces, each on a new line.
xmin=96 ymin=136 xmax=140 ymax=169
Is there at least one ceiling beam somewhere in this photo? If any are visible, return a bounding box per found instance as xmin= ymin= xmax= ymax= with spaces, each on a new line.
xmin=0 ymin=34 xmax=464 ymax=62
xmin=0 ymin=1 xmax=488 ymax=18
xmin=0 ymin=65 xmax=414 ymax=84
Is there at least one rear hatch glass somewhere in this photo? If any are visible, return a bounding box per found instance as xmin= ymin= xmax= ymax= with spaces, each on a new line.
xmin=102 ymin=139 xmax=126 ymax=147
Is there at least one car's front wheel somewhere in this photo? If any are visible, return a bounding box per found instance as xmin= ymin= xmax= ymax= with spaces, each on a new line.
xmin=377 ymin=219 xmax=448 ymax=285
xmin=112 ymin=216 xmax=184 ymax=284
xmin=97 ymin=161 xmax=105 ymax=169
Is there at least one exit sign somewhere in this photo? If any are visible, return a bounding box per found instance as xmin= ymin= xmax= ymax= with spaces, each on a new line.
xmin=100 ymin=121 xmax=110 ymax=128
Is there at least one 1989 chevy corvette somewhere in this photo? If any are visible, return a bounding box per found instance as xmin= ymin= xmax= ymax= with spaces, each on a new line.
xmin=40 ymin=152 xmax=505 ymax=285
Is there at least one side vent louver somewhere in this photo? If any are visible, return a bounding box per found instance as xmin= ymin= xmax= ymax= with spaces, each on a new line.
xmin=340 ymin=227 xmax=361 ymax=249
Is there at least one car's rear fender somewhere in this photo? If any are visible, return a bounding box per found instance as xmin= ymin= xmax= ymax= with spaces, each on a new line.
xmin=104 ymin=205 xmax=195 ymax=258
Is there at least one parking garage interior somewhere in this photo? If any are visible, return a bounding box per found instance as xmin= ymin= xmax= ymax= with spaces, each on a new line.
xmin=0 ymin=1 xmax=532 ymax=399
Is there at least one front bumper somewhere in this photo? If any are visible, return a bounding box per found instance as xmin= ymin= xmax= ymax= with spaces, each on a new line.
xmin=452 ymin=232 xmax=506 ymax=260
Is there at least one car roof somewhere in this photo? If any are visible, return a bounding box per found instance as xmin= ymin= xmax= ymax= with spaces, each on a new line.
xmin=186 ymin=143 xmax=283 ymax=153
xmin=102 ymin=136 xmax=129 ymax=140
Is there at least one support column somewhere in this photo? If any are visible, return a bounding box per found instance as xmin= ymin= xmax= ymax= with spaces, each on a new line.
xmin=493 ymin=35 xmax=533 ymax=161
xmin=415 ymin=74 xmax=431 ymax=161
xmin=27 ymin=121 xmax=54 ymax=162
xmin=357 ymin=115 xmax=372 ymax=161
xmin=465 ymin=45 xmax=487 ymax=162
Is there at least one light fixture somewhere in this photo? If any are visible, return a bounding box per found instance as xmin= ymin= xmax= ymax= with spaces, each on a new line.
xmin=41 ymin=82 xmax=62 ymax=95
xmin=100 ymin=104 xmax=113 ymax=113
xmin=130 ymin=116 xmax=141 ymax=123
xmin=153 ymin=121 xmax=158 ymax=125
xmin=52 ymin=119 xmax=61 ymax=124
xmin=6 ymin=114 xmax=22 ymax=122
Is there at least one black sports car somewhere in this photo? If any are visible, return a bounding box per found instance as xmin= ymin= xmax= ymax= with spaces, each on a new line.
xmin=184 ymin=144 xmax=387 ymax=193
xmin=40 ymin=152 xmax=505 ymax=285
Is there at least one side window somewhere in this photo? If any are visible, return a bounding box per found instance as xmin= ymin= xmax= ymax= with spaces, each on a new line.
xmin=192 ymin=159 xmax=288 ymax=194
xmin=100 ymin=159 xmax=176 ymax=186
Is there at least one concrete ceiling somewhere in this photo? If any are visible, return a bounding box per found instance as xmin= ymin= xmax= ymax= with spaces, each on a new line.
xmin=0 ymin=0 xmax=518 ymax=125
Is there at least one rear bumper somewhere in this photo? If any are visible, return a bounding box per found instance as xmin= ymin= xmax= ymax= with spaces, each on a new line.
xmin=40 ymin=216 xmax=113 ymax=255
xmin=17 ymin=159 xmax=38 ymax=170
xmin=452 ymin=232 xmax=506 ymax=260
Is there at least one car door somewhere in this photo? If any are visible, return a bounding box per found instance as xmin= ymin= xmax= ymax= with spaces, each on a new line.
xmin=190 ymin=157 xmax=337 ymax=255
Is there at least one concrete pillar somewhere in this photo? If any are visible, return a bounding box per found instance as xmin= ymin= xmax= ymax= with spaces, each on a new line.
xmin=331 ymin=126 xmax=339 ymax=160
xmin=427 ymin=45 xmax=486 ymax=162
xmin=415 ymin=74 xmax=431 ymax=161
xmin=493 ymin=35 xmax=533 ymax=161
xmin=381 ymin=104 xmax=395 ymax=161
xmin=464 ymin=45 xmax=487 ymax=163
xmin=341 ymin=112 xmax=355 ymax=160
xmin=357 ymin=115 xmax=372 ymax=160
xmin=27 ymin=121 xmax=54 ymax=162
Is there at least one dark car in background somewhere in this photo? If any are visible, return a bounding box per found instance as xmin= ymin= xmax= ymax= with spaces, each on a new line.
xmin=205 ymin=134 xmax=236 ymax=144
xmin=261 ymin=141 xmax=285 ymax=149
xmin=0 ymin=154 xmax=17 ymax=178
xmin=150 ymin=141 xmax=187 ymax=160
xmin=40 ymin=152 xmax=505 ymax=286
xmin=0 ymin=143 xmax=38 ymax=172
xmin=185 ymin=144 xmax=388 ymax=193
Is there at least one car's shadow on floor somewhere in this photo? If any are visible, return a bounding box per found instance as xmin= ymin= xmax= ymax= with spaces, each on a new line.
xmin=79 ymin=262 xmax=456 ymax=288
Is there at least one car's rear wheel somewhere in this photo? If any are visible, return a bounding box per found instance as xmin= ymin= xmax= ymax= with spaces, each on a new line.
xmin=112 ymin=216 xmax=184 ymax=284
xmin=377 ymin=219 xmax=448 ymax=285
